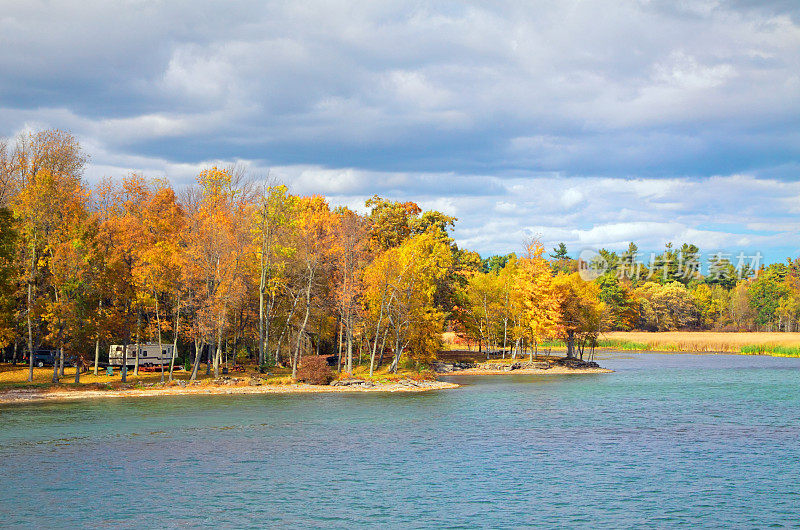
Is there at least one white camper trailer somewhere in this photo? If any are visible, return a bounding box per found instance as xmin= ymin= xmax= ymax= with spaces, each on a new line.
xmin=108 ymin=343 xmax=174 ymax=367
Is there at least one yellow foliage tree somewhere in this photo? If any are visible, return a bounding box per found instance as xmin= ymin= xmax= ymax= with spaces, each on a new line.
xmin=516 ymin=240 xmax=560 ymax=359
xmin=363 ymin=229 xmax=453 ymax=373
xmin=552 ymin=273 xmax=605 ymax=358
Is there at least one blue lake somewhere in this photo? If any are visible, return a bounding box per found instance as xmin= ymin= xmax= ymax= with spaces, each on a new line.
xmin=1 ymin=352 xmax=799 ymax=528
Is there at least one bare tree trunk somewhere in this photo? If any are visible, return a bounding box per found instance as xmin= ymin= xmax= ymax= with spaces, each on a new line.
xmin=566 ymin=331 xmax=575 ymax=358
xmin=291 ymin=265 xmax=314 ymax=377
xmin=369 ymin=300 xmax=385 ymax=377
xmin=259 ymin=277 xmax=266 ymax=366
xmin=121 ymin=335 xmax=128 ymax=383
xmin=51 ymin=348 xmax=59 ymax=383
xmin=292 ymin=272 xmax=313 ymax=379
xmin=346 ymin=314 xmax=353 ymax=375
xmin=336 ymin=317 xmax=343 ymax=373
xmin=93 ymin=339 xmax=100 ymax=376
xmin=169 ymin=300 xmax=180 ymax=381
xmin=502 ymin=318 xmax=508 ymax=358
xmin=134 ymin=310 xmax=141 ymax=376
xmin=190 ymin=339 xmax=202 ymax=381
xmin=74 ymin=353 xmax=80 ymax=384
xmin=93 ymin=299 xmax=102 ymax=375
xmin=275 ymin=290 xmax=300 ymax=366
xmin=205 ymin=339 xmax=212 ymax=375
xmin=26 ymin=247 xmax=36 ymax=382
xmin=231 ymin=332 xmax=239 ymax=368
xmin=377 ymin=329 xmax=388 ymax=369
xmin=257 ymin=201 xmax=273 ymax=367
xmin=59 ymin=345 xmax=65 ymax=377
xmin=156 ymin=296 xmax=165 ymax=383
xmin=390 ymin=335 xmax=403 ymax=373
xmin=214 ymin=318 xmax=223 ymax=379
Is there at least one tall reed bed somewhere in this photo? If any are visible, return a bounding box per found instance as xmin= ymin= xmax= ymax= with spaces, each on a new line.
xmin=601 ymin=331 xmax=800 ymax=357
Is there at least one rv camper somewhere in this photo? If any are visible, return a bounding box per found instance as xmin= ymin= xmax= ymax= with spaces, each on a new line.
xmin=108 ymin=343 xmax=174 ymax=367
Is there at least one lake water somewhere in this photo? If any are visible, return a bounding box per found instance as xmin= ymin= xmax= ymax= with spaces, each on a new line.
xmin=1 ymin=352 xmax=799 ymax=528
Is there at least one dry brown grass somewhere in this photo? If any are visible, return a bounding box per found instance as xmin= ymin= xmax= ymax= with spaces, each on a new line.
xmin=602 ymin=331 xmax=800 ymax=354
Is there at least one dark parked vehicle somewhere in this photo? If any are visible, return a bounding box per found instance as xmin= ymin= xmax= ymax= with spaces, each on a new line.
xmin=32 ymin=349 xmax=75 ymax=367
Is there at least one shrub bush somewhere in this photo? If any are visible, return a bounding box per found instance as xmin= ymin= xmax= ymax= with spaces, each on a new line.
xmin=296 ymin=355 xmax=334 ymax=385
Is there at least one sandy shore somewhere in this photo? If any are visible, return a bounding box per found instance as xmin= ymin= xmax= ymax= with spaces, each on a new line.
xmin=0 ymin=380 xmax=460 ymax=405
xmin=0 ymin=362 xmax=612 ymax=405
xmin=441 ymin=366 xmax=613 ymax=376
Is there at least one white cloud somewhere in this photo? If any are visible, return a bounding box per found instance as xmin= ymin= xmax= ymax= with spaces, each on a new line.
xmin=79 ymin=153 xmax=800 ymax=260
xmin=560 ymin=188 xmax=585 ymax=209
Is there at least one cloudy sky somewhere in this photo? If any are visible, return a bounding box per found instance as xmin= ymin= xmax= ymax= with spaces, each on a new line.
xmin=2 ymin=0 xmax=799 ymax=264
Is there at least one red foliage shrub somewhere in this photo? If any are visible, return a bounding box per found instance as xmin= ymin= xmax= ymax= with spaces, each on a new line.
xmin=297 ymin=355 xmax=334 ymax=385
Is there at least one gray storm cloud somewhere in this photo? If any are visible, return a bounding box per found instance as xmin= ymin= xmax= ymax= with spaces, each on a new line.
xmin=1 ymin=0 xmax=798 ymax=259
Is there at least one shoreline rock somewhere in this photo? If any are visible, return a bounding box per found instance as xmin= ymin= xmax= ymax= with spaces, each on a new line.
xmin=433 ymin=357 xmax=607 ymax=374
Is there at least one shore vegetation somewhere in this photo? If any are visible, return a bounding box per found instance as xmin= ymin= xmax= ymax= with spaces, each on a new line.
xmin=1 ymin=128 xmax=799 ymax=389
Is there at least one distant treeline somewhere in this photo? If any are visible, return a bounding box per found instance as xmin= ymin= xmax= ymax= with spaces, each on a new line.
xmin=0 ymin=130 xmax=796 ymax=383
xmin=477 ymin=238 xmax=799 ymax=342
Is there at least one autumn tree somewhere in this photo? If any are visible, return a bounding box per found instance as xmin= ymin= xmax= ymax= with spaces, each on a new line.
xmin=332 ymin=206 xmax=368 ymax=374
xmin=45 ymin=210 xmax=99 ymax=382
xmin=365 ymin=195 xmax=422 ymax=250
xmin=0 ymin=208 xmax=17 ymax=354
xmin=691 ymin=283 xmax=731 ymax=330
xmin=729 ymin=282 xmax=755 ymax=331
xmin=516 ymin=240 xmax=560 ymax=359
xmin=552 ymin=273 xmax=605 ymax=359
xmin=251 ymin=184 xmax=295 ymax=366
xmin=96 ymin=175 xmax=157 ymax=381
xmin=635 ymin=281 xmax=697 ymax=331
xmin=11 ymin=130 xmax=87 ymax=381
xmin=460 ymin=270 xmax=506 ymax=355
xmin=184 ymin=167 xmax=251 ymax=379
xmin=133 ymin=180 xmax=185 ymax=381
xmin=287 ymin=196 xmax=335 ymax=379
xmin=364 ymin=229 xmax=453 ymax=373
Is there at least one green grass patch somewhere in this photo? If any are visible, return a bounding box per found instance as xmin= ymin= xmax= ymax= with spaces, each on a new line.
xmin=596 ymin=339 xmax=650 ymax=351
xmin=740 ymin=345 xmax=800 ymax=357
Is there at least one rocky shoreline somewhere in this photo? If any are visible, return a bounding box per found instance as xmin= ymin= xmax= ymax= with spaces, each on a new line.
xmin=0 ymin=357 xmax=613 ymax=405
xmin=433 ymin=357 xmax=612 ymax=375
xmin=0 ymin=378 xmax=459 ymax=405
